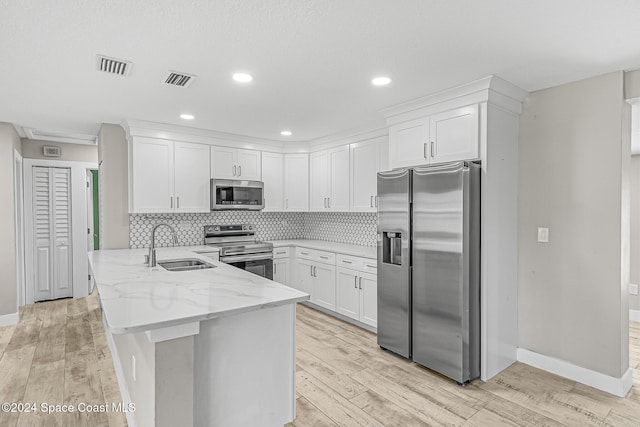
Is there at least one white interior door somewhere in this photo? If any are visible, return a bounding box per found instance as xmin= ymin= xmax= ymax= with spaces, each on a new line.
xmin=33 ymin=167 xmax=73 ymax=302
xmin=86 ymin=171 xmax=94 ymax=251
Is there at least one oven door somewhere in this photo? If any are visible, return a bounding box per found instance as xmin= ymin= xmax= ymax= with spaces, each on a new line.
xmin=220 ymin=253 xmax=273 ymax=280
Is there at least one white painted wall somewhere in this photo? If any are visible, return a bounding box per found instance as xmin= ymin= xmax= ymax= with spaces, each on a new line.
xmin=0 ymin=123 xmax=21 ymax=319
xmin=518 ymin=71 xmax=630 ymax=379
xmin=98 ymin=124 xmax=130 ymax=249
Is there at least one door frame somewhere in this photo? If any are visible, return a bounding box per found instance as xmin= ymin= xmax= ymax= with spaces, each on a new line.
xmin=23 ymin=159 xmax=98 ymax=304
xmin=13 ymin=150 xmax=25 ymax=308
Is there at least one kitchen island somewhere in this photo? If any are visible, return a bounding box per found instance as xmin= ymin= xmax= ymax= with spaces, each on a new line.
xmin=89 ymin=246 xmax=309 ymax=427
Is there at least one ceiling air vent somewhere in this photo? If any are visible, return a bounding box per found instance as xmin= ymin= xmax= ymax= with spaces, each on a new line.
xmin=164 ymin=71 xmax=196 ymax=88
xmin=96 ymin=55 xmax=131 ymax=76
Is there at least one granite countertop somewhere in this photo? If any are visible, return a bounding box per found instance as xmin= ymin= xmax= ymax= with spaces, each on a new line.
xmin=267 ymin=239 xmax=377 ymax=259
xmin=89 ymin=246 xmax=309 ymax=334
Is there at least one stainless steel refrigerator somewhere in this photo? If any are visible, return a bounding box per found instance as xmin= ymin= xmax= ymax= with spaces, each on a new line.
xmin=377 ymin=161 xmax=481 ymax=384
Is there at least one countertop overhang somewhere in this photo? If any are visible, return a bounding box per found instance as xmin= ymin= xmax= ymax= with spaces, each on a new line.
xmin=89 ymin=246 xmax=309 ymax=334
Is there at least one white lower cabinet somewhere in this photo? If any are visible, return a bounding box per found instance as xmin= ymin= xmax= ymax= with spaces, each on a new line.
xmin=290 ymin=247 xmax=377 ymax=329
xmin=336 ymin=266 xmax=377 ymax=328
xmin=273 ymin=246 xmax=290 ymax=285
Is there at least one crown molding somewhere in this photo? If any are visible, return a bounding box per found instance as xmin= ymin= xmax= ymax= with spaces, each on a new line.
xmin=381 ymin=75 xmax=528 ymax=125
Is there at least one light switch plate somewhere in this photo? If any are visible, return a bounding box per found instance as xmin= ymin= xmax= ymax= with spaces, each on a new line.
xmin=537 ymin=227 xmax=549 ymax=243
xmin=630 ymin=283 xmax=639 ymax=295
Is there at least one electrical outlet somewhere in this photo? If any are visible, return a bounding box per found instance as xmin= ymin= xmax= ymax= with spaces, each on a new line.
xmin=132 ymin=355 xmax=136 ymax=382
xmin=630 ymin=283 xmax=639 ymax=296
xmin=537 ymin=227 xmax=549 ymax=243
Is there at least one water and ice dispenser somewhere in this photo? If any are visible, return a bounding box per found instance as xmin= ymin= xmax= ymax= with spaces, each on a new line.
xmin=382 ymin=232 xmax=402 ymax=265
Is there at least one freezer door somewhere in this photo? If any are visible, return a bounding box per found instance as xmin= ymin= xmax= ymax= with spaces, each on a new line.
xmin=411 ymin=161 xmax=480 ymax=383
xmin=377 ymin=168 xmax=412 ymax=358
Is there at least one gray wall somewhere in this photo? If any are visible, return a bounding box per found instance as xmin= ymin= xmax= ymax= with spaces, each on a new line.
xmin=518 ymin=72 xmax=630 ymax=377
xmin=21 ymin=139 xmax=98 ymax=162
xmin=626 ymin=70 xmax=640 ymax=311
xmin=630 ymin=157 xmax=640 ymax=310
xmin=0 ymin=123 xmax=21 ymax=316
xmin=98 ymin=124 xmax=129 ymax=249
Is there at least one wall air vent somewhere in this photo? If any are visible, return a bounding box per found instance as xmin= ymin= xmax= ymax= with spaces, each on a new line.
xmin=96 ymin=55 xmax=131 ymax=76
xmin=164 ymin=71 xmax=196 ymax=87
xmin=43 ymin=146 xmax=61 ymax=157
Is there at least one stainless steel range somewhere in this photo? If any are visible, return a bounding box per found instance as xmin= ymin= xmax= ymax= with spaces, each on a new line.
xmin=204 ymin=224 xmax=273 ymax=279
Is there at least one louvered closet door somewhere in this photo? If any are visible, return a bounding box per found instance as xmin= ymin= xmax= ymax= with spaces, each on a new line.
xmin=33 ymin=167 xmax=72 ymax=302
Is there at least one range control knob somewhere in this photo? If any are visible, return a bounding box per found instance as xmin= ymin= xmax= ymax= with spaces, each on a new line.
xmin=249 ymin=225 xmax=253 ymax=230
xmin=214 ymin=226 xmax=220 ymax=231
xmin=242 ymin=225 xmax=247 ymax=230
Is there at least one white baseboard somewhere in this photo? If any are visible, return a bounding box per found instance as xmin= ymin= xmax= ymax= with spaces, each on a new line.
xmin=517 ymin=348 xmax=633 ymax=397
xmin=102 ymin=314 xmax=137 ymax=427
xmin=0 ymin=312 xmax=19 ymax=327
xmin=630 ymin=309 xmax=640 ymax=322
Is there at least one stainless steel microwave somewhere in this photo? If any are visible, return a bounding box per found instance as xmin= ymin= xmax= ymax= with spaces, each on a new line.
xmin=210 ymin=179 xmax=264 ymax=211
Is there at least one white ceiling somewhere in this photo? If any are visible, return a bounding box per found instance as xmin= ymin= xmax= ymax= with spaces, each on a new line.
xmin=2 ymin=0 xmax=640 ymax=143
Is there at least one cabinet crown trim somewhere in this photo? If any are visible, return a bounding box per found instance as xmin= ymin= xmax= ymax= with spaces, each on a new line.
xmin=380 ymin=75 xmax=528 ymax=122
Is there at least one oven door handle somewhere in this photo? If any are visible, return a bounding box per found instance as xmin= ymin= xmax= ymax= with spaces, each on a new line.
xmin=220 ymin=253 xmax=273 ymax=263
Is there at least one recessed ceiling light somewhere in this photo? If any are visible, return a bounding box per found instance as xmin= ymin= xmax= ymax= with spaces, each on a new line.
xmin=372 ymin=76 xmax=392 ymax=86
xmin=232 ymin=73 xmax=253 ymax=83
xmin=280 ymin=130 xmax=292 ymax=136
xmin=180 ymin=113 xmax=194 ymax=120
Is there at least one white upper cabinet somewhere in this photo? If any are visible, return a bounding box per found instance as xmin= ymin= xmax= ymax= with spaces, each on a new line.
xmin=131 ymin=137 xmax=175 ymax=213
xmin=328 ymin=146 xmax=350 ymax=211
xmin=283 ymin=153 xmax=309 ymax=211
xmin=210 ymin=146 xmax=261 ymax=180
xmin=389 ymin=118 xmax=429 ymax=169
xmin=261 ymin=152 xmax=284 ymax=211
xmin=429 ymin=104 xmax=479 ymax=164
xmin=174 ymin=142 xmax=211 ymax=212
xmin=350 ymin=138 xmax=388 ymax=212
xmin=388 ymin=104 xmax=479 ymax=169
xmin=309 ymin=151 xmax=328 ymax=211
xmin=130 ymin=137 xmax=210 ymax=213
xmin=309 ymin=146 xmax=349 ymax=212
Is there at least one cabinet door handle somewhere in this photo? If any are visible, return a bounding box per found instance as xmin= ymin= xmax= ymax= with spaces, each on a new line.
xmin=359 ymin=277 xmax=362 ymax=289
xmin=320 ymin=256 xmax=329 ymax=260
xmin=313 ymin=266 xmax=317 ymax=277
xmin=233 ymin=165 xmax=237 ymax=176
xmin=370 ymin=195 xmax=374 ymax=207
xmin=176 ymin=196 xmax=180 ymax=209
xmin=238 ymin=165 xmax=242 ymax=176
xmin=365 ymin=264 xmax=376 ymax=269
xmin=354 ymin=276 xmax=358 ymax=289
xmin=424 ymin=142 xmax=428 ymax=158
xmin=342 ymin=260 xmax=352 ymax=264
xmin=301 ymin=251 xmax=309 ymax=255
xmin=430 ymin=141 xmax=435 ymax=158
xmin=327 ymin=198 xmax=330 ymax=208
xmin=310 ymin=265 xmax=313 ymax=277
xmin=170 ymin=196 xmax=173 ymax=208
xmin=274 ymin=263 xmax=277 ymax=274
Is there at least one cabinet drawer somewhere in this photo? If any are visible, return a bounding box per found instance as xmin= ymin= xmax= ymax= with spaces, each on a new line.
xmin=295 ymin=247 xmax=335 ymax=265
xmin=336 ymin=254 xmax=377 ymax=274
xmin=273 ymin=247 xmax=290 ymax=259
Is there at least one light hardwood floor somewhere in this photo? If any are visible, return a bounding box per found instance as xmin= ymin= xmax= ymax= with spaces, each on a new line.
xmin=1 ymin=294 xmax=639 ymax=427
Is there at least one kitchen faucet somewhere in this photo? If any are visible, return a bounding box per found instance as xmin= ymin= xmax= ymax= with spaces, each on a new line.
xmin=146 ymin=223 xmax=179 ymax=267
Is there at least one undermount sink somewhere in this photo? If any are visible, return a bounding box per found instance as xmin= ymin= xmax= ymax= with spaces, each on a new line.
xmin=158 ymin=258 xmax=216 ymax=272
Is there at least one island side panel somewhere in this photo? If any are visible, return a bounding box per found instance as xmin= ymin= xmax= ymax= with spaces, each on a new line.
xmin=194 ymin=303 xmax=297 ymax=427
xmin=155 ymin=336 xmax=194 ymax=427
xmin=111 ymin=331 xmax=156 ymax=427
